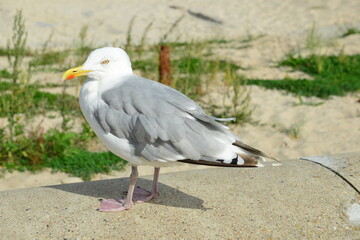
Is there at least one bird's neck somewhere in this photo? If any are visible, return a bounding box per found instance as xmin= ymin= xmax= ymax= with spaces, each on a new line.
xmin=79 ymin=79 xmax=100 ymax=115
xmin=93 ymin=72 xmax=133 ymax=94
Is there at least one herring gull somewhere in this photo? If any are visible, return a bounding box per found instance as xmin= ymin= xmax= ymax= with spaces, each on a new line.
xmin=62 ymin=47 xmax=277 ymax=212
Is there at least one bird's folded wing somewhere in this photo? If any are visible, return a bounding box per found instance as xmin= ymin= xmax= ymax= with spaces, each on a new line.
xmin=95 ymin=76 xmax=235 ymax=163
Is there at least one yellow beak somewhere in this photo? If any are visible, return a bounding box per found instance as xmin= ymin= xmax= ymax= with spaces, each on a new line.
xmin=62 ymin=65 xmax=91 ymax=80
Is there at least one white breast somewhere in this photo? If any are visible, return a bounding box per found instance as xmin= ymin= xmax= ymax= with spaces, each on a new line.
xmin=79 ymin=80 xmax=178 ymax=167
xmin=79 ymin=81 xmax=141 ymax=164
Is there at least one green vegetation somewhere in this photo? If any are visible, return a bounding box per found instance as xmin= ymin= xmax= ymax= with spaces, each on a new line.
xmin=0 ymin=69 xmax=11 ymax=79
xmin=248 ymin=24 xmax=360 ymax=99
xmin=342 ymin=27 xmax=360 ymax=38
xmin=132 ymin=55 xmax=242 ymax=99
xmin=305 ymin=23 xmax=322 ymax=51
xmin=247 ymin=53 xmax=360 ymax=98
xmin=3 ymin=10 xmax=32 ymax=138
xmin=206 ymin=67 xmax=253 ymax=124
xmin=0 ymin=127 xmax=126 ymax=180
xmin=48 ymin=149 xmax=127 ymax=181
xmin=0 ymin=83 xmax=80 ymax=117
xmin=0 ymin=81 xmax=12 ymax=90
xmin=30 ymin=50 xmax=70 ymax=68
xmin=275 ymin=119 xmax=304 ymax=140
xmin=173 ymin=58 xmax=241 ymax=74
xmin=6 ymin=9 xmax=27 ymax=84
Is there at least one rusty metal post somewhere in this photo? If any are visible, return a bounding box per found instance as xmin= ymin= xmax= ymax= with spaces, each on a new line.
xmin=159 ymin=45 xmax=172 ymax=86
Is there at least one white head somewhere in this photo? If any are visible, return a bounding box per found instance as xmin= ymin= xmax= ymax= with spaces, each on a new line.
xmin=63 ymin=47 xmax=133 ymax=82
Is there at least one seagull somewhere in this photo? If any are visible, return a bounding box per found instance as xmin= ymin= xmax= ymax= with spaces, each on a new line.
xmin=62 ymin=47 xmax=277 ymax=212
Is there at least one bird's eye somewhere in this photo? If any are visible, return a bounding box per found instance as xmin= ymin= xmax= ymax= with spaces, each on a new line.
xmin=101 ymin=59 xmax=110 ymax=64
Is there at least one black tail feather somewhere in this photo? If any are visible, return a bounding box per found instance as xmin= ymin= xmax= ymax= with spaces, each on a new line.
xmin=178 ymin=159 xmax=258 ymax=167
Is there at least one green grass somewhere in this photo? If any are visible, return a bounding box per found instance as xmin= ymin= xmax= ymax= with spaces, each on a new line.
xmin=48 ymin=150 xmax=127 ymax=181
xmin=0 ymin=47 xmax=32 ymax=57
xmin=173 ymin=57 xmax=242 ymax=98
xmin=205 ymin=39 xmax=232 ymax=44
xmin=33 ymin=91 xmax=80 ymax=114
xmin=0 ymin=88 xmax=80 ymax=117
xmin=342 ymin=28 xmax=360 ymax=38
xmin=247 ymin=54 xmax=360 ymax=98
xmin=305 ymin=23 xmax=322 ymax=51
xmin=0 ymin=69 xmax=12 ymax=79
xmin=0 ymin=128 xmax=127 ymax=180
xmin=132 ymin=59 xmax=157 ymax=73
xmin=173 ymin=57 xmax=241 ymax=74
xmin=29 ymin=49 xmax=70 ymax=68
xmin=0 ymin=81 xmax=12 ymax=90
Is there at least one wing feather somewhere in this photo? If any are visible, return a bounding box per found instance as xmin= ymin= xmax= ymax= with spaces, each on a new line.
xmin=98 ymin=75 xmax=235 ymax=162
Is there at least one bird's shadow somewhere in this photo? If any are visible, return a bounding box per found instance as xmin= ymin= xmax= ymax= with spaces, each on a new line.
xmin=46 ymin=177 xmax=208 ymax=211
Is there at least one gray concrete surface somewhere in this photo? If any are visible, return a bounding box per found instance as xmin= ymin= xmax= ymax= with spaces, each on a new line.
xmin=0 ymin=154 xmax=359 ymax=239
xmin=301 ymin=152 xmax=360 ymax=191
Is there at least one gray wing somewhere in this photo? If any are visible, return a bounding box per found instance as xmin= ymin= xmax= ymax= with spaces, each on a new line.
xmin=95 ymin=75 xmax=235 ymax=162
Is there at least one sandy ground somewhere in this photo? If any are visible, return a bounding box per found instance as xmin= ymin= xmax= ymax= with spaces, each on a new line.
xmin=1 ymin=0 xmax=360 ymax=48
xmin=0 ymin=0 xmax=360 ymax=191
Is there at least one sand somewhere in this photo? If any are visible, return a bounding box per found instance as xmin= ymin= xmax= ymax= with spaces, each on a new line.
xmin=1 ymin=0 xmax=360 ymax=48
xmin=0 ymin=0 xmax=359 ymax=191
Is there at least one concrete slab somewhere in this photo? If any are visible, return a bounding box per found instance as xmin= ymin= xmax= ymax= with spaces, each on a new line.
xmin=0 ymin=158 xmax=359 ymax=239
xmin=301 ymin=152 xmax=360 ymax=191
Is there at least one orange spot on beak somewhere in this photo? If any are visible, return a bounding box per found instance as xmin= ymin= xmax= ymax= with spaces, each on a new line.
xmin=66 ymin=74 xmax=75 ymax=80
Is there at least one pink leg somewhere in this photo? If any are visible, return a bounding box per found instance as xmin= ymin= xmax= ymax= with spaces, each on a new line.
xmin=133 ymin=167 xmax=160 ymax=203
xmin=98 ymin=165 xmax=139 ymax=212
